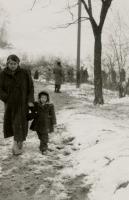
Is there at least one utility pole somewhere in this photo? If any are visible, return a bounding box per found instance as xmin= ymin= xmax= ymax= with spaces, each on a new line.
xmin=76 ymin=0 xmax=82 ymax=88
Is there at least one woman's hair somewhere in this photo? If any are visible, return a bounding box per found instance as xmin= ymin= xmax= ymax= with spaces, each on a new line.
xmin=7 ymin=54 xmax=20 ymax=64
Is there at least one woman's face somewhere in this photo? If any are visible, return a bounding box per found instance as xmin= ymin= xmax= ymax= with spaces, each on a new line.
xmin=8 ymin=60 xmax=18 ymax=71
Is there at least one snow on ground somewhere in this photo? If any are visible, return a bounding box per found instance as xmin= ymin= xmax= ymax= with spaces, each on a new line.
xmin=42 ymin=82 xmax=129 ymax=200
xmin=58 ymin=111 xmax=129 ymax=200
xmin=54 ymin=83 xmax=129 ymax=200
xmin=34 ymin=81 xmax=129 ymax=200
xmin=1 ymin=81 xmax=129 ymax=200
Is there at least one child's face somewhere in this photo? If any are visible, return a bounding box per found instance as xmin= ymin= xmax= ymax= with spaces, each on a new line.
xmin=40 ymin=95 xmax=48 ymax=104
xmin=8 ymin=60 xmax=18 ymax=71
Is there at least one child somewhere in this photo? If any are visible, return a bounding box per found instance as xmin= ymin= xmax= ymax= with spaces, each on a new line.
xmin=28 ymin=91 xmax=57 ymax=154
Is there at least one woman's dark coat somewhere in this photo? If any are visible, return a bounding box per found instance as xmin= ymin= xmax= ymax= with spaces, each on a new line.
xmin=29 ymin=102 xmax=56 ymax=133
xmin=0 ymin=67 xmax=34 ymax=141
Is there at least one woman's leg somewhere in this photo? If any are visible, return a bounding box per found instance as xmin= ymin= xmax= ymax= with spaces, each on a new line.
xmin=55 ymin=84 xmax=58 ymax=92
xmin=12 ymin=139 xmax=23 ymax=155
xmin=57 ymin=84 xmax=61 ymax=93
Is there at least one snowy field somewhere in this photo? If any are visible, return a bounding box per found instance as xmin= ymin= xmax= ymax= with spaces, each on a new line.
xmin=0 ymin=81 xmax=129 ymax=200
xmin=50 ymin=83 xmax=129 ymax=200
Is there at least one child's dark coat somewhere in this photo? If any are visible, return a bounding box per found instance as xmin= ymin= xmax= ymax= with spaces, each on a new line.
xmin=28 ymin=101 xmax=56 ymax=133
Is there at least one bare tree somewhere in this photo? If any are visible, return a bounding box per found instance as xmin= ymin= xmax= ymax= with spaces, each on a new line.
xmin=31 ymin=0 xmax=113 ymax=104
xmin=106 ymin=14 xmax=129 ymax=82
xmin=80 ymin=0 xmax=113 ymax=104
xmin=48 ymin=0 xmax=113 ymax=104
xmin=110 ymin=36 xmax=129 ymax=78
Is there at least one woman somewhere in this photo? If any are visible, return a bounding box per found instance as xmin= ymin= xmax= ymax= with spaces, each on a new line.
xmin=0 ymin=54 xmax=34 ymax=155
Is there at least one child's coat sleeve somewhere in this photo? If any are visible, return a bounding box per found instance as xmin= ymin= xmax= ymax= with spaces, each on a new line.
xmin=27 ymin=102 xmax=38 ymax=121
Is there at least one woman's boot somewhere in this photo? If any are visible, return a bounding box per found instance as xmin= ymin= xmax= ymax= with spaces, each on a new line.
xmin=12 ymin=140 xmax=23 ymax=155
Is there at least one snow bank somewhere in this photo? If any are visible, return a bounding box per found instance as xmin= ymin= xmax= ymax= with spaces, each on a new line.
xmin=56 ymin=83 xmax=129 ymax=200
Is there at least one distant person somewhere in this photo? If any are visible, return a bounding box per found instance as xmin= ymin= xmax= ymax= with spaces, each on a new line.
xmin=120 ymin=68 xmax=126 ymax=82
xmin=102 ymin=70 xmax=108 ymax=87
xmin=53 ymin=61 xmax=64 ymax=93
xmin=118 ymin=81 xmax=127 ymax=98
xmin=111 ymin=69 xmax=116 ymax=84
xmin=83 ymin=68 xmax=89 ymax=83
xmin=34 ymin=70 xmax=39 ymax=80
xmin=118 ymin=68 xmax=126 ymax=97
xmin=28 ymin=91 xmax=57 ymax=154
xmin=80 ymin=66 xmax=84 ymax=83
xmin=67 ymin=67 xmax=74 ymax=83
xmin=0 ymin=54 xmax=34 ymax=155
xmin=126 ymin=78 xmax=129 ymax=94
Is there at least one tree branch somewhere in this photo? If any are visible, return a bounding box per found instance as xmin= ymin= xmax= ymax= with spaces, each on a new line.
xmin=30 ymin=0 xmax=37 ymax=10
xmin=50 ymin=17 xmax=89 ymax=29
xmin=99 ymin=0 xmax=113 ymax=31
xmin=30 ymin=0 xmax=52 ymax=10
xmin=81 ymin=0 xmax=90 ymax=16
xmin=54 ymin=3 xmax=77 ymax=16
xmin=67 ymin=0 xmax=74 ymax=20
xmin=88 ymin=0 xmax=92 ymax=15
xmin=81 ymin=0 xmax=98 ymax=35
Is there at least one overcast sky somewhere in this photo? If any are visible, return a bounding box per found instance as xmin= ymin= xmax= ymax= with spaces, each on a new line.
xmin=0 ymin=0 xmax=129 ymax=62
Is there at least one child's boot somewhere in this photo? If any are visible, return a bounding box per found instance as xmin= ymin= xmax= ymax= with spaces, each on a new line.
xmin=39 ymin=140 xmax=48 ymax=154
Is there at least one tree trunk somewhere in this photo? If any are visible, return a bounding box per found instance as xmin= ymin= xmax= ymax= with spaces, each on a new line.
xmin=94 ymin=33 xmax=104 ymax=105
